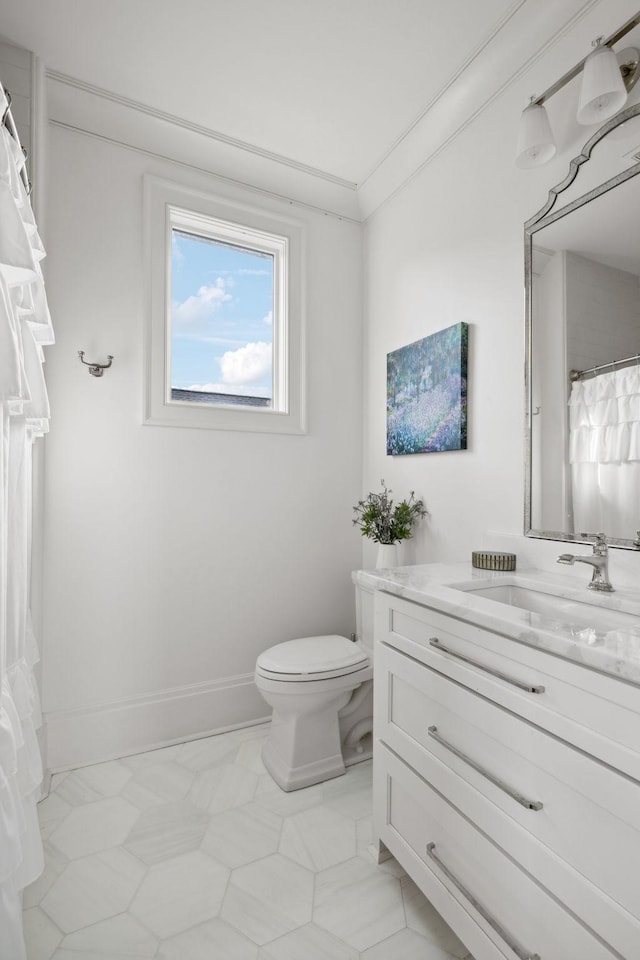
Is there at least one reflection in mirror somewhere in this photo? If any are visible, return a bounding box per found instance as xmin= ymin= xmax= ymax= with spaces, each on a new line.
xmin=525 ymin=105 xmax=640 ymax=548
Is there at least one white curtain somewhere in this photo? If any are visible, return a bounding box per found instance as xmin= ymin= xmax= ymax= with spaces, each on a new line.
xmin=569 ymin=367 xmax=640 ymax=537
xmin=0 ymin=84 xmax=52 ymax=959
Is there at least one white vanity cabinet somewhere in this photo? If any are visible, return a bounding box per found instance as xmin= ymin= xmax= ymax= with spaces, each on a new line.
xmin=372 ymin=590 xmax=640 ymax=960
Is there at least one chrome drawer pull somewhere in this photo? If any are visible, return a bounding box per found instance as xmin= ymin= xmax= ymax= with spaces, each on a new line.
xmin=426 ymin=843 xmax=541 ymax=960
xmin=428 ymin=638 xmax=545 ymax=694
xmin=427 ymin=726 xmax=543 ymax=811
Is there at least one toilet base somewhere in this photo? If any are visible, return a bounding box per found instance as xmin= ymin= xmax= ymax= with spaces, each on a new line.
xmin=262 ymin=739 xmax=346 ymax=792
xmin=263 ymin=730 xmax=373 ymax=792
xmin=260 ymin=675 xmax=373 ymax=792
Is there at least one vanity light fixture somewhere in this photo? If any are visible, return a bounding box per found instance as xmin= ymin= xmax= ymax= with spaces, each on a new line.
xmin=516 ymin=13 xmax=640 ymax=169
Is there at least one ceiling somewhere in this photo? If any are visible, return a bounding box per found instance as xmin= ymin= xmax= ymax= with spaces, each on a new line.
xmin=0 ymin=0 xmax=548 ymax=185
xmin=0 ymin=0 xmax=636 ymax=215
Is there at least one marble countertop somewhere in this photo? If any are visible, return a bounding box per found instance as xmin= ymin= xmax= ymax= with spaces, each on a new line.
xmin=353 ymin=562 xmax=640 ymax=686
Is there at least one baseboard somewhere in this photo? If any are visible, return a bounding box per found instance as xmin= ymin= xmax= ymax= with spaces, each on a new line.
xmin=44 ymin=673 xmax=270 ymax=772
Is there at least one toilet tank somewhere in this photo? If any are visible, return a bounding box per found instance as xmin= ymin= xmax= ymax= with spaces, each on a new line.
xmin=355 ymin=582 xmax=375 ymax=657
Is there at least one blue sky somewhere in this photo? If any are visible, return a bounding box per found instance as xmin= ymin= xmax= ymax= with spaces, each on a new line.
xmin=171 ymin=230 xmax=274 ymax=398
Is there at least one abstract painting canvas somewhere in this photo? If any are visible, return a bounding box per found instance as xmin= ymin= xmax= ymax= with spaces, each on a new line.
xmin=386 ymin=322 xmax=468 ymax=455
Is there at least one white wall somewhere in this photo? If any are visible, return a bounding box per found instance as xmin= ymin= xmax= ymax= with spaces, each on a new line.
xmin=41 ymin=118 xmax=363 ymax=769
xmin=361 ymin=2 xmax=640 ymax=573
xmin=363 ymin=136 xmax=527 ymax=565
xmin=566 ymin=253 xmax=640 ymax=372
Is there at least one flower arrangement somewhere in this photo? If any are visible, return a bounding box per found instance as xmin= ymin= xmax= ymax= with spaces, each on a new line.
xmin=352 ymin=480 xmax=427 ymax=545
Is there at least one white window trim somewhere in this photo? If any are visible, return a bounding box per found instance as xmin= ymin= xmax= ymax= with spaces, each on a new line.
xmin=144 ymin=175 xmax=306 ymax=434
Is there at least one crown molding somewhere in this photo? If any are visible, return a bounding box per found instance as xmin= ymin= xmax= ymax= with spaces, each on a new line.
xmin=46 ymin=69 xmax=357 ymax=192
xmin=358 ymin=0 xmax=615 ymax=219
xmin=358 ymin=0 xmax=530 ymax=191
xmin=46 ymin=70 xmax=362 ymax=221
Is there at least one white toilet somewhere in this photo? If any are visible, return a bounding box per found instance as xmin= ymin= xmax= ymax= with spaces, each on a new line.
xmin=255 ymin=584 xmax=374 ymax=792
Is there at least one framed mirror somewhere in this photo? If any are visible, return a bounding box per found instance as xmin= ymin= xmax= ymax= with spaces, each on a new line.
xmin=525 ymin=102 xmax=640 ymax=549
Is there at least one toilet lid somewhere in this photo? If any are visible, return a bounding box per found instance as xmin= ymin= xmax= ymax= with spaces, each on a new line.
xmin=256 ymin=635 xmax=367 ymax=675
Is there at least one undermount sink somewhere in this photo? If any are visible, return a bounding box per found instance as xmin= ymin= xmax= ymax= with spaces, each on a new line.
xmin=451 ymin=579 xmax=640 ymax=634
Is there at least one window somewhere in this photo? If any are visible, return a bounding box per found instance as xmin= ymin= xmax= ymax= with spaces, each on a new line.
xmin=144 ymin=177 xmax=306 ymax=433
xmin=170 ymin=227 xmax=276 ymax=410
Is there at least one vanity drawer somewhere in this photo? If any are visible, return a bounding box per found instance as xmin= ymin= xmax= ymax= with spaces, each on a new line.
xmin=374 ymin=743 xmax=617 ymax=960
xmin=377 ymin=592 xmax=640 ymax=780
xmin=375 ymin=641 xmax=640 ymax=957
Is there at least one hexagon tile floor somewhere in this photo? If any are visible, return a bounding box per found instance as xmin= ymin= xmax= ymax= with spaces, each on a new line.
xmin=23 ymin=723 xmax=475 ymax=960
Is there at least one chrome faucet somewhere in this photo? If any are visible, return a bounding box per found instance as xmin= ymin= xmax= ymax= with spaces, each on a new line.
xmin=557 ymin=533 xmax=614 ymax=592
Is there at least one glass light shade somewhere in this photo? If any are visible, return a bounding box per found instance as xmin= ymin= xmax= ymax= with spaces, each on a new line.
xmin=516 ymin=102 xmax=556 ymax=169
xmin=577 ymin=43 xmax=627 ymax=125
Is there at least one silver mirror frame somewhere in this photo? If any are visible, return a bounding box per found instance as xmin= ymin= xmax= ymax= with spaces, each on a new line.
xmin=524 ymin=102 xmax=640 ymax=549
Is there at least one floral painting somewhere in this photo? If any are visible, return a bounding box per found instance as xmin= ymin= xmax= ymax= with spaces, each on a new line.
xmin=386 ymin=322 xmax=468 ymax=455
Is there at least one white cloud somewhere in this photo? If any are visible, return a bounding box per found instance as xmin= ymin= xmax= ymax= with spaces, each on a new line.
xmin=173 ymin=278 xmax=232 ymax=325
xmin=220 ymin=341 xmax=272 ymax=386
xmin=263 ymin=310 xmax=273 ymax=326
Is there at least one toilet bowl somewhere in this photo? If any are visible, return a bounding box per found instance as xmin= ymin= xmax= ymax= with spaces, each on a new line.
xmin=255 ymin=633 xmax=373 ymax=792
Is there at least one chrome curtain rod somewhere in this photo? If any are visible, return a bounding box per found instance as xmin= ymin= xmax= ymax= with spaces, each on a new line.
xmin=570 ymin=352 xmax=640 ymax=381
xmin=1 ymin=81 xmax=31 ymax=194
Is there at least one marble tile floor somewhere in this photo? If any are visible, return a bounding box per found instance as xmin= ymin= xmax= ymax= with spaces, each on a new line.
xmin=23 ymin=723 xmax=475 ymax=960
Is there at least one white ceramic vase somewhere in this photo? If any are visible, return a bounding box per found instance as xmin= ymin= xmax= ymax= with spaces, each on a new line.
xmin=376 ymin=543 xmax=398 ymax=569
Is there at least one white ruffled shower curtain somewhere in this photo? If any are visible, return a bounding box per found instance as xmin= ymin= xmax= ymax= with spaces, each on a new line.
xmin=0 ymin=83 xmax=52 ymax=959
xmin=569 ymin=367 xmax=640 ymax=537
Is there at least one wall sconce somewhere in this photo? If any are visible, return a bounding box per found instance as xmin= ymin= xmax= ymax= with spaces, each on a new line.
xmin=516 ymin=14 xmax=640 ymax=169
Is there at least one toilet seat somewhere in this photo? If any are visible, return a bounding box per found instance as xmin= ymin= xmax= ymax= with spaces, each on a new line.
xmin=256 ymin=635 xmax=368 ymax=683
